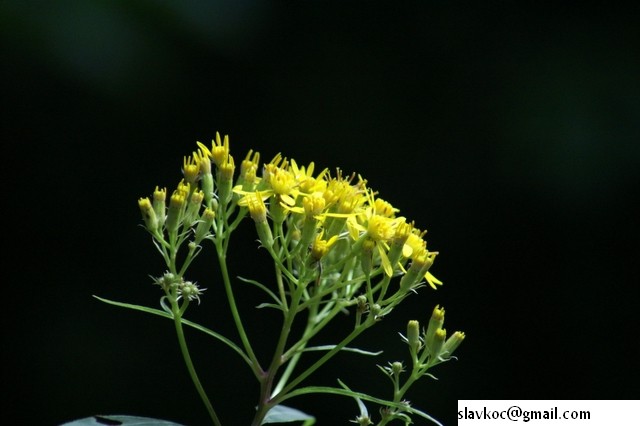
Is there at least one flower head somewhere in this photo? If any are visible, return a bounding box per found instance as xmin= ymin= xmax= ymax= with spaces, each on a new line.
xmin=183 ymin=155 xmax=200 ymax=185
xmin=311 ymin=232 xmax=339 ymax=260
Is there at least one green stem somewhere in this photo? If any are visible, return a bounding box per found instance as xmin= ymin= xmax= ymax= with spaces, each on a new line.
xmin=216 ymin=247 xmax=263 ymax=379
xmin=281 ymin=299 xmax=344 ymax=362
xmin=275 ymin=315 xmax=376 ymax=402
xmin=251 ymin=276 xmax=303 ymax=426
xmin=271 ymin=294 xmax=319 ymax=395
xmin=172 ymin=303 xmax=221 ymax=426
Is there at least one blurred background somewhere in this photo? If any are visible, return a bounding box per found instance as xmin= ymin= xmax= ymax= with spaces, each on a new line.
xmin=2 ymin=1 xmax=639 ymax=425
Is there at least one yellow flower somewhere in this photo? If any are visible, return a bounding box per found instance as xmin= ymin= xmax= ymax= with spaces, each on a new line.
xmin=403 ymin=229 xmax=427 ymax=258
xmin=311 ymin=232 xmax=340 ymax=260
xmin=153 ymin=186 xmax=167 ymax=202
xmin=197 ymin=132 xmax=230 ymax=167
xmin=239 ymin=149 xmax=260 ymax=189
xmin=411 ymin=247 xmax=442 ymax=289
xmin=194 ymin=147 xmax=211 ymax=174
xmin=176 ymin=179 xmax=191 ymax=196
xmin=183 ymin=155 xmax=200 ymax=185
xmin=345 ymin=188 xmax=406 ymax=277
xmin=366 ymin=214 xmax=398 ymax=242
xmin=302 ymin=193 xmax=326 ymax=218
xmin=238 ymin=191 xmax=269 ymax=223
xmin=219 ymin=154 xmax=235 ymax=181
xmin=268 ymin=166 xmax=297 ymax=205
xmin=323 ymin=173 xmax=368 ymax=215
xmin=373 ymin=197 xmax=399 ymax=217
xmin=289 ymin=158 xmax=328 ymax=194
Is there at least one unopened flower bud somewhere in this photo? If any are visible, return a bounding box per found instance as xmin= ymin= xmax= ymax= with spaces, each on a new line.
xmin=194 ymin=208 xmax=215 ymax=243
xmin=425 ymin=305 xmax=445 ymax=355
xmin=166 ymin=190 xmax=187 ymax=233
xmin=179 ymin=280 xmax=205 ymax=304
xmin=442 ymin=331 xmax=465 ymax=358
xmin=184 ymin=190 xmax=204 ymax=225
xmin=429 ymin=328 xmax=446 ymax=359
xmin=391 ymin=361 xmax=404 ymax=376
xmin=407 ymin=320 xmax=421 ymax=355
xmin=138 ymin=197 xmax=158 ymax=231
xmin=152 ymin=186 xmax=167 ymax=228
xmin=370 ymin=303 xmax=382 ymax=318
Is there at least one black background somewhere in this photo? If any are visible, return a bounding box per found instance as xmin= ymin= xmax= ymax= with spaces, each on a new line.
xmin=2 ymin=1 xmax=639 ymax=425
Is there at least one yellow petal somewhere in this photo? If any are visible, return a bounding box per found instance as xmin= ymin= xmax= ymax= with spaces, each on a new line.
xmin=378 ymin=244 xmax=393 ymax=277
xmin=425 ymin=271 xmax=443 ymax=289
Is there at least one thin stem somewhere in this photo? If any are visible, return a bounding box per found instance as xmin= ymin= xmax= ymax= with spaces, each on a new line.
xmin=251 ymin=277 xmax=303 ymax=426
xmin=216 ymin=247 xmax=263 ymax=378
xmin=271 ymin=293 xmax=319 ymax=396
xmin=275 ymin=314 xmax=376 ymax=402
xmin=281 ymin=299 xmax=345 ymax=362
xmin=172 ymin=302 xmax=221 ymax=426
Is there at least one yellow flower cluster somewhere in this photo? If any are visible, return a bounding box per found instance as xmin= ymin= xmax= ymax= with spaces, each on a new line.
xmin=138 ymin=133 xmax=442 ymax=292
xmin=231 ymin=141 xmax=442 ymax=291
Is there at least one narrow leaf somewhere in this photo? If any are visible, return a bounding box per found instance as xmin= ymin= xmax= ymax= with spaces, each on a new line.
xmin=301 ymin=345 xmax=382 ymax=356
xmin=237 ymin=276 xmax=282 ymax=306
xmin=340 ymin=381 xmax=369 ymax=419
xmin=256 ymin=302 xmax=285 ymax=311
xmin=93 ymin=296 xmax=251 ymax=367
xmin=278 ymin=385 xmax=442 ymax=426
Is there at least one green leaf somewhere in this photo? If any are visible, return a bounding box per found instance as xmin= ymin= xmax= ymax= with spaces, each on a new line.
xmin=60 ymin=415 xmax=185 ymax=426
xmin=301 ymin=345 xmax=382 ymax=356
xmin=262 ymin=405 xmax=315 ymax=424
xmin=279 ymin=383 xmax=443 ymax=426
xmin=256 ymin=302 xmax=286 ymax=311
xmin=339 ymin=380 xmax=369 ymax=419
xmin=237 ymin=276 xmax=282 ymax=306
xmin=93 ymin=296 xmax=252 ymax=367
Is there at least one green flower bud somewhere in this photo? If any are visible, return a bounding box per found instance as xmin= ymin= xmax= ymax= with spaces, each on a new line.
xmin=370 ymin=303 xmax=382 ymax=318
xmin=138 ymin=197 xmax=158 ymax=232
xmin=407 ymin=320 xmax=422 ymax=356
xmin=399 ymin=260 xmax=422 ymax=292
xmin=255 ymin=221 xmax=274 ymax=249
xmin=391 ymin=361 xmax=404 ymax=376
xmin=201 ymin=171 xmax=215 ymax=208
xmin=184 ymin=190 xmax=204 ymax=225
xmin=166 ymin=190 xmax=187 ymax=233
xmin=178 ymin=280 xmax=205 ymax=304
xmin=430 ymin=328 xmax=446 ymax=359
xmin=217 ymin=155 xmax=235 ymax=205
xmin=152 ymin=186 xmax=166 ymax=229
xmin=194 ymin=208 xmax=215 ymax=243
xmin=442 ymin=331 xmax=466 ymax=358
xmin=425 ymin=305 xmax=445 ymax=355
xmin=360 ymin=238 xmax=375 ymax=276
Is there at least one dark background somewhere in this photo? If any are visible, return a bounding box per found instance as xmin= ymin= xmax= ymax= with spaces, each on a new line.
xmin=2 ymin=1 xmax=639 ymax=425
